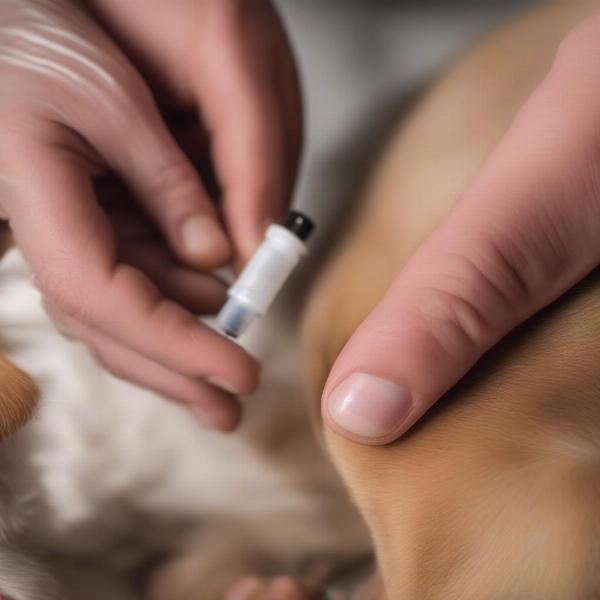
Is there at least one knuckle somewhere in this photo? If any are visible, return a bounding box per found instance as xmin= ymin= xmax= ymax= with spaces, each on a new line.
xmin=408 ymin=244 xmax=534 ymax=358
xmin=408 ymin=286 xmax=489 ymax=360
xmin=488 ymin=214 xmax=577 ymax=302
xmin=482 ymin=238 xmax=532 ymax=304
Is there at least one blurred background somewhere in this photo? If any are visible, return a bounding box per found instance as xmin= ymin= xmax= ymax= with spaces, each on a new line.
xmin=274 ymin=0 xmax=535 ymax=241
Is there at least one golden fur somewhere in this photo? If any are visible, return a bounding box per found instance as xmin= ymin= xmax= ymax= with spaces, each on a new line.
xmin=302 ymin=1 xmax=600 ymax=598
xmin=0 ymin=354 xmax=38 ymax=440
xmin=0 ymin=228 xmax=38 ymax=440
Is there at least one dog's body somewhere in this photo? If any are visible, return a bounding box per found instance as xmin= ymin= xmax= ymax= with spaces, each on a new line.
xmin=2 ymin=1 xmax=600 ymax=599
xmin=0 ymin=247 xmax=368 ymax=599
xmin=303 ymin=1 xmax=600 ymax=598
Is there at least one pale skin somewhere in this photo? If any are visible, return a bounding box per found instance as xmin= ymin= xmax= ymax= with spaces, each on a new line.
xmin=2 ymin=0 xmax=600 ymax=443
xmin=322 ymin=2 xmax=600 ymax=445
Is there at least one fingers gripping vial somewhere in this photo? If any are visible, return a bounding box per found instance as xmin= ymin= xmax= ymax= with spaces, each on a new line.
xmin=217 ymin=211 xmax=315 ymax=338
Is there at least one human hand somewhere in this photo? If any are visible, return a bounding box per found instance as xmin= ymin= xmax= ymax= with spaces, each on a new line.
xmin=322 ymin=12 xmax=600 ymax=445
xmin=0 ymin=0 xmax=301 ymax=430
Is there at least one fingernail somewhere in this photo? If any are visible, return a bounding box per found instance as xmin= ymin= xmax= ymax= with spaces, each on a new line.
xmin=205 ymin=376 xmax=240 ymax=395
xmin=327 ymin=373 xmax=413 ymax=440
xmin=180 ymin=213 xmax=229 ymax=262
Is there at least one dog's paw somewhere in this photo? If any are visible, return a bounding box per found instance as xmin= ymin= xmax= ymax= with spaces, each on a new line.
xmin=225 ymin=576 xmax=325 ymax=600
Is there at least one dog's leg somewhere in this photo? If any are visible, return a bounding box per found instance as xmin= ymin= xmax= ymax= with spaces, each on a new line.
xmin=303 ymin=1 xmax=600 ymax=599
xmin=0 ymin=355 xmax=38 ymax=440
xmin=0 ymin=228 xmax=39 ymax=439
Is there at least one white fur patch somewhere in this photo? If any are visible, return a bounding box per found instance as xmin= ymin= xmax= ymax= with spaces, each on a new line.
xmin=0 ymin=249 xmax=367 ymax=599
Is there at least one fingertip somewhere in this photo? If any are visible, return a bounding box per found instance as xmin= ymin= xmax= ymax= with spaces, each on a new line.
xmin=219 ymin=401 xmax=243 ymax=432
xmin=188 ymin=387 xmax=241 ymax=432
xmin=214 ymin=347 xmax=261 ymax=397
xmin=178 ymin=212 xmax=231 ymax=268
xmin=188 ymin=405 xmax=241 ymax=432
xmin=322 ymin=407 xmax=407 ymax=447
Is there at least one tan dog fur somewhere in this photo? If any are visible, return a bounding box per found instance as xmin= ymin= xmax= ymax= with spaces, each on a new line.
xmin=0 ymin=228 xmax=38 ymax=440
xmin=0 ymin=354 xmax=38 ymax=440
xmin=302 ymin=1 xmax=600 ymax=598
xmin=1 ymin=1 xmax=600 ymax=598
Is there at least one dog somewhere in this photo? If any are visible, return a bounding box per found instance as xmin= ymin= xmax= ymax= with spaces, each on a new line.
xmin=2 ymin=0 xmax=600 ymax=599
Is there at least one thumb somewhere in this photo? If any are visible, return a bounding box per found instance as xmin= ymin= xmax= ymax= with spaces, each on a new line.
xmin=322 ymin=58 xmax=600 ymax=445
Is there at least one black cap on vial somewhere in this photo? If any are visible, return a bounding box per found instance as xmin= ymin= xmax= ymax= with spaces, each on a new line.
xmin=284 ymin=211 xmax=315 ymax=242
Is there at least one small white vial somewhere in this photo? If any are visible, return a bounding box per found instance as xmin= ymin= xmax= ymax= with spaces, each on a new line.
xmin=217 ymin=211 xmax=315 ymax=338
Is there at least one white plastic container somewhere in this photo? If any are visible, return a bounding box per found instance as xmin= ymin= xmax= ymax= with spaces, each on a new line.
xmin=217 ymin=212 xmax=315 ymax=338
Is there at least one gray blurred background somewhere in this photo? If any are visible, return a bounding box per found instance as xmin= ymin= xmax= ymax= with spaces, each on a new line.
xmin=274 ymin=0 xmax=536 ymax=242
